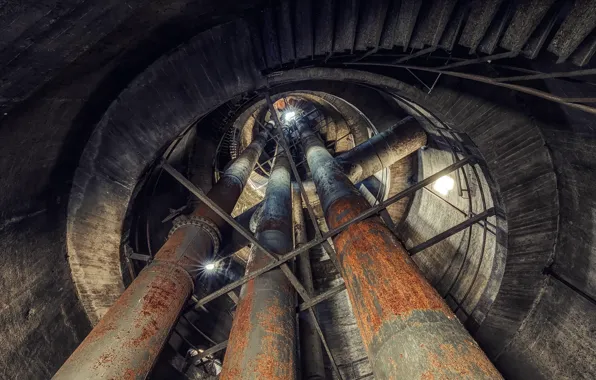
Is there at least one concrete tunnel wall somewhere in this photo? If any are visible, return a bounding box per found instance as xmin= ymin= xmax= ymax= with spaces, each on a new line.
xmin=0 ymin=7 xmax=595 ymax=380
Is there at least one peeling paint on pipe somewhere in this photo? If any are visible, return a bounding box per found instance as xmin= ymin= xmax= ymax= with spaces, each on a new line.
xmin=54 ymin=131 xmax=268 ymax=380
xmin=221 ymin=154 xmax=297 ymax=380
xmin=297 ymin=120 xmax=502 ymax=379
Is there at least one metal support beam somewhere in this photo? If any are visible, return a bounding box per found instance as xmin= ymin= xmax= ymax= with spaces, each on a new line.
xmin=221 ymin=153 xmax=297 ymax=380
xmin=494 ymin=67 xmax=596 ymax=82
xmin=297 ymin=119 xmax=502 ymax=379
xmin=298 ymin=283 xmax=347 ymax=312
xmin=409 ymin=207 xmax=496 ymax=255
xmin=437 ymin=51 xmax=517 ymax=70
xmin=54 ymin=131 xmax=269 ymax=380
xmin=293 ymin=185 xmax=326 ymax=380
xmin=193 ymin=340 xmax=229 ymax=363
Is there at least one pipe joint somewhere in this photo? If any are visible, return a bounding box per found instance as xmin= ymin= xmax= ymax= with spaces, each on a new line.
xmin=169 ymin=215 xmax=222 ymax=256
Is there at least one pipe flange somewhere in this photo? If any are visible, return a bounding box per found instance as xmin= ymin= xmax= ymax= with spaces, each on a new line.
xmin=168 ymin=216 xmax=222 ymax=255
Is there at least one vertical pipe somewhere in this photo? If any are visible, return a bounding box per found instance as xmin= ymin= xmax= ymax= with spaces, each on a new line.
xmin=297 ymin=120 xmax=502 ymax=379
xmin=292 ymin=184 xmax=326 ymax=380
xmin=221 ymin=153 xmax=296 ymax=380
xmin=54 ymin=132 xmax=268 ymax=380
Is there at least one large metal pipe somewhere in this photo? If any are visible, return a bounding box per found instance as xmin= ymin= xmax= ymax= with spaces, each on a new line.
xmin=297 ymin=120 xmax=502 ymax=379
xmin=54 ymin=131 xmax=268 ymax=380
xmin=224 ymin=119 xmax=426 ymax=256
xmin=220 ymin=153 xmax=296 ymax=380
xmin=335 ymin=116 xmax=426 ymax=183
xmin=292 ymin=184 xmax=326 ymax=380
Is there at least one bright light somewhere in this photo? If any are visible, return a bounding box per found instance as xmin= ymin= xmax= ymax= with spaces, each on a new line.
xmin=433 ymin=175 xmax=455 ymax=195
xmin=204 ymin=263 xmax=216 ymax=271
xmin=284 ymin=111 xmax=296 ymax=122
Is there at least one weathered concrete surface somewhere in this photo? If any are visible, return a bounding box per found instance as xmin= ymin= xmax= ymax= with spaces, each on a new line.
xmin=496 ymin=277 xmax=596 ymax=379
xmin=0 ymin=3 xmax=267 ymax=378
xmin=67 ymin=18 xmax=267 ymax=324
xmin=0 ymin=212 xmax=91 ymax=379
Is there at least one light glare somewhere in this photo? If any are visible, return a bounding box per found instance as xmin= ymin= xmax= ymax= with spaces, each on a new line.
xmin=433 ymin=175 xmax=455 ymax=195
xmin=205 ymin=263 xmax=216 ymax=271
xmin=284 ymin=111 xmax=296 ymax=122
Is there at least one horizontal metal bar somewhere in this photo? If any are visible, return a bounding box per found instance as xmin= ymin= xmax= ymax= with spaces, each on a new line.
xmin=422 ymin=187 xmax=497 ymax=234
xmin=192 ymin=340 xmax=228 ymax=364
xmin=128 ymin=253 xmax=151 ymax=262
xmin=494 ymin=68 xmax=596 ymax=83
xmin=394 ymin=47 xmax=437 ymax=63
xmin=325 ymin=131 xmax=352 ymax=148
xmin=564 ymin=97 xmax=596 ymax=103
xmin=190 ymin=157 xmax=471 ymax=308
xmin=544 ymin=267 xmax=596 ymax=307
xmin=344 ymin=62 xmax=596 ymax=116
xmin=298 ymin=283 xmax=346 ymax=312
xmin=409 ymin=207 xmax=496 ymax=256
xmin=438 ymin=51 xmax=517 ymax=70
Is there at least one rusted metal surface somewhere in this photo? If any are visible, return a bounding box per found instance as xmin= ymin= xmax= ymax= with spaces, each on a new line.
xmin=292 ymin=185 xmax=326 ymax=380
xmin=221 ymin=154 xmax=296 ymax=379
xmin=53 ymin=262 xmax=193 ymax=379
xmin=298 ymin=120 xmax=501 ymax=379
xmin=194 ymin=130 xmax=268 ymax=228
xmin=55 ymin=130 xmax=269 ymax=379
xmin=336 ymin=116 xmax=426 ymax=184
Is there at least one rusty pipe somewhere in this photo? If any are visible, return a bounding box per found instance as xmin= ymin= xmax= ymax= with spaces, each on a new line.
xmin=54 ymin=131 xmax=268 ymax=380
xmin=292 ymin=184 xmax=326 ymax=380
xmin=194 ymin=130 xmax=269 ymax=227
xmin=224 ymin=120 xmax=425 ymax=255
xmin=297 ymin=120 xmax=501 ymax=379
xmin=336 ymin=116 xmax=426 ymax=183
xmin=221 ymin=153 xmax=296 ymax=380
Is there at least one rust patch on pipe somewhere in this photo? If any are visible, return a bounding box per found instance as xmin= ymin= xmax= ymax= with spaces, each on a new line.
xmin=54 ymin=264 xmax=192 ymax=379
xmin=330 ymin=211 xmax=451 ymax=349
xmin=322 ymin=196 xmax=500 ymax=378
xmin=220 ymin=280 xmax=255 ymax=379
